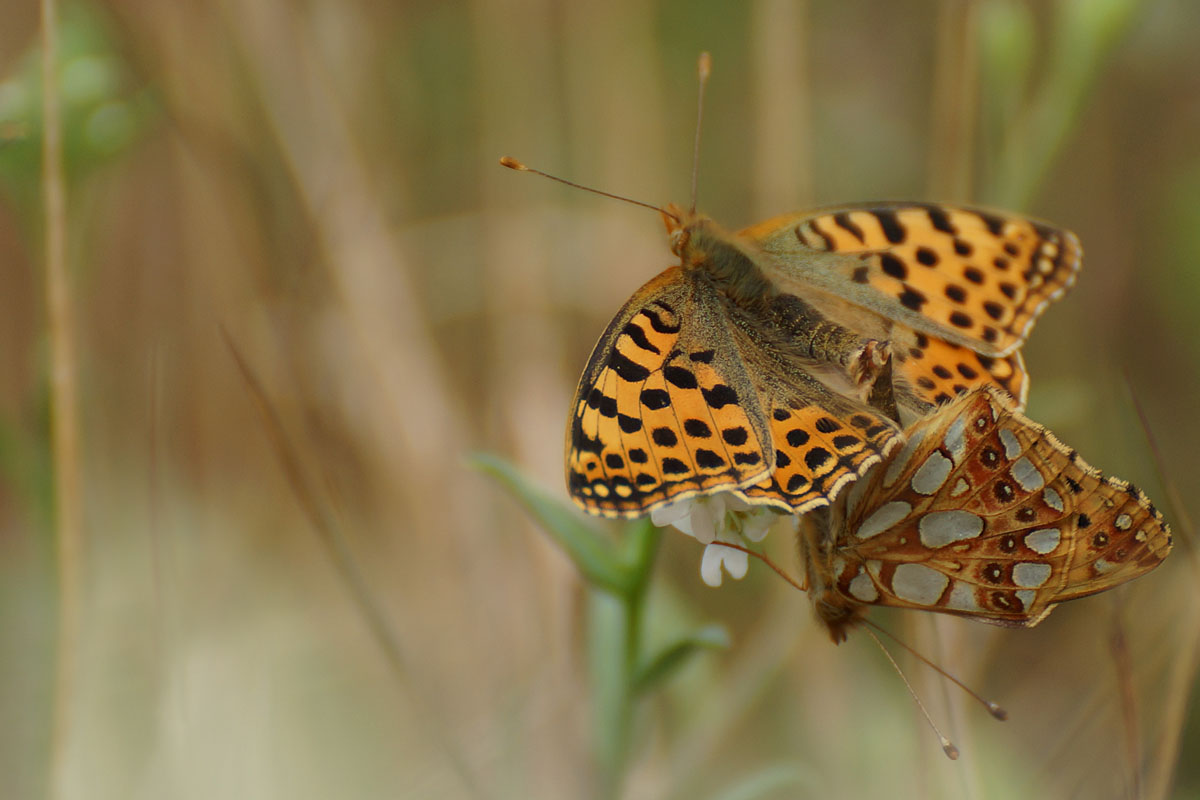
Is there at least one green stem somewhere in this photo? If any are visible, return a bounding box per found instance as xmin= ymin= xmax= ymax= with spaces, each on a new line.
xmin=590 ymin=519 xmax=661 ymax=800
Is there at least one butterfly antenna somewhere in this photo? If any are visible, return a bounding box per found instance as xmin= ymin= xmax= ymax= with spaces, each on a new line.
xmin=862 ymin=618 xmax=1007 ymax=721
xmin=712 ymin=540 xmax=1006 ymax=746
xmin=690 ymin=52 xmax=712 ymax=215
xmin=498 ymin=157 xmax=679 ymax=223
xmin=863 ymin=627 xmax=960 ymax=760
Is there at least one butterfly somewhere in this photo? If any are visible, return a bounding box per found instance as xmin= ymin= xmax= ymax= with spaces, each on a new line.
xmin=798 ymin=386 xmax=1172 ymax=642
xmin=566 ymin=200 xmax=1081 ymax=519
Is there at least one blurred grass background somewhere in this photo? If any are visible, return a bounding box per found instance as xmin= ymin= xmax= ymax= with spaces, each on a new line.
xmin=1 ymin=0 xmax=1199 ymax=798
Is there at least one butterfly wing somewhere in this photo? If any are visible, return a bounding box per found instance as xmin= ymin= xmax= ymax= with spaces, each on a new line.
xmin=730 ymin=326 xmax=903 ymax=514
xmin=890 ymin=328 xmax=1028 ymax=416
xmin=567 ymin=267 xmax=903 ymax=518
xmin=811 ymin=388 xmax=1171 ymax=630
xmin=740 ymin=202 xmax=1082 ymax=360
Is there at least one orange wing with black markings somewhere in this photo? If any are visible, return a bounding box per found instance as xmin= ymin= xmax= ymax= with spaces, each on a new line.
xmin=745 ymin=202 xmax=1081 ymax=360
xmin=566 ymin=267 xmax=902 ymax=518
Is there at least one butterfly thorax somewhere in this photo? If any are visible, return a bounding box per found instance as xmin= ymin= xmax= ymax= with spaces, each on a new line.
xmin=657 ymin=208 xmax=902 ymax=407
xmin=665 ymin=206 xmax=775 ymax=307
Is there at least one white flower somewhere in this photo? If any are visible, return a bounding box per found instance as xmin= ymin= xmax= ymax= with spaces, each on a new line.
xmin=700 ymin=532 xmax=748 ymax=587
xmin=650 ymin=492 xmax=786 ymax=586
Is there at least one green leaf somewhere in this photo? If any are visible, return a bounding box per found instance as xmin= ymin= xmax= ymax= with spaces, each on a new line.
xmin=468 ymin=453 xmax=633 ymax=595
xmin=633 ymin=624 xmax=731 ymax=696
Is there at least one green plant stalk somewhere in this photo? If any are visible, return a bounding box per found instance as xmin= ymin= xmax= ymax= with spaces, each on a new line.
xmin=589 ymin=518 xmax=660 ymax=800
xmin=982 ymin=0 xmax=1145 ymax=208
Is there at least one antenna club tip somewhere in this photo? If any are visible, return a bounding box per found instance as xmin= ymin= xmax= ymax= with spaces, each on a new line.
xmin=698 ymin=52 xmax=712 ymax=78
xmin=988 ymin=703 xmax=1009 ymax=721
xmin=499 ymin=156 xmax=527 ymax=171
xmin=942 ymin=741 xmax=960 ymax=760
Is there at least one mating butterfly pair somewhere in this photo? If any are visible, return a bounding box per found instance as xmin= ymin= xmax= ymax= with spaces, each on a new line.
xmin=562 ymin=198 xmax=1170 ymax=638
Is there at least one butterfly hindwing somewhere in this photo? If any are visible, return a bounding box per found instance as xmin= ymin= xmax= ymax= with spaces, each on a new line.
xmin=742 ymin=202 xmax=1082 ymax=359
xmin=804 ymin=388 xmax=1171 ymax=638
xmin=890 ymin=327 xmax=1028 ymax=415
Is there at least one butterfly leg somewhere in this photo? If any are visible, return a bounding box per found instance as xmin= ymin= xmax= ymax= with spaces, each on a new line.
xmin=808 ymin=321 xmax=899 ymax=421
xmin=859 ymin=344 xmax=900 ymax=423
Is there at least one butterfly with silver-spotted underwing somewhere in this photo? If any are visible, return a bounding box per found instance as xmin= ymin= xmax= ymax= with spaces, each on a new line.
xmin=798 ymin=386 xmax=1171 ymax=642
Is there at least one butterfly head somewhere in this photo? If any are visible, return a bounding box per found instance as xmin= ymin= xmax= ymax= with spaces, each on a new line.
xmin=798 ymin=510 xmax=869 ymax=643
xmin=662 ymin=202 xmax=729 ymax=270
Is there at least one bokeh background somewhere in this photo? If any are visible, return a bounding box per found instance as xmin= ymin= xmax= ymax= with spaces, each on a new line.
xmin=1 ymin=1 xmax=1198 ymax=798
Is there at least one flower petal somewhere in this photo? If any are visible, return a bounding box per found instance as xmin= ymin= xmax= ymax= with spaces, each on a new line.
xmin=721 ymin=543 xmax=748 ymax=580
xmin=700 ymin=543 xmax=726 ymax=587
xmin=741 ymin=510 xmax=774 ymax=542
xmin=700 ymin=537 xmax=750 ymax=586
xmin=651 ymin=499 xmax=693 ymax=528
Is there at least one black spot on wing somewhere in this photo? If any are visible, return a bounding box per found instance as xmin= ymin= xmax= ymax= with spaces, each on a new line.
xmin=880 ymin=253 xmax=907 ymax=279
xmin=609 ymin=351 xmax=650 ymax=382
xmin=804 ymin=447 xmax=832 ymax=470
xmin=873 ymin=210 xmax=906 ymax=243
xmin=978 ymin=212 xmax=1006 ymax=236
xmin=652 ymin=427 xmax=678 ymax=447
xmin=648 ymin=300 xmax=680 ymax=329
xmin=899 ymin=287 xmax=927 ymax=311
xmin=618 ymin=414 xmax=642 ymax=433
xmin=621 ymin=322 xmax=660 ymax=355
xmin=640 ymin=389 xmax=671 ymax=410
xmin=702 ymin=384 xmax=738 ymax=408
xmin=661 ymin=457 xmax=688 ymax=475
xmin=833 ymin=212 xmax=865 ymax=242
xmin=925 ymin=205 xmax=956 ymax=235
xmin=663 ymin=365 xmax=698 ymax=389
xmin=786 ymin=429 xmax=809 ymax=447
xmin=722 ymin=427 xmax=749 ymax=446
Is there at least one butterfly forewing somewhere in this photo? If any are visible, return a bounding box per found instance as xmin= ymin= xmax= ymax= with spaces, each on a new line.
xmin=743 ymin=202 xmax=1082 ymax=361
xmin=808 ymin=387 xmax=1171 ymax=635
xmin=567 ymin=269 xmax=773 ymax=517
xmin=566 ymin=266 xmax=905 ymax=518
